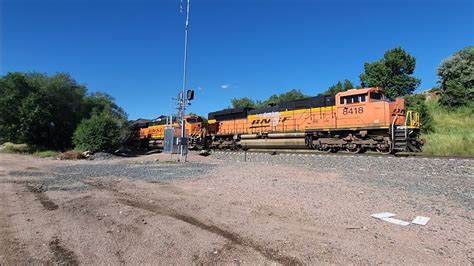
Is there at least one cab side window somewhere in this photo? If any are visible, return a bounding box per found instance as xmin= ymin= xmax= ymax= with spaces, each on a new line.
xmin=340 ymin=94 xmax=367 ymax=105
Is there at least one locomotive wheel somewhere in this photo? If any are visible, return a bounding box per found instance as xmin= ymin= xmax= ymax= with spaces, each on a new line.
xmin=320 ymin=147 xmax=332 ymax=153
xmin=376 ymin=146 xmax=393 ymax=154
xmin=318 ymin=144 xmax=331 ymax=153
xmin=305 ymin=136 xmax=313 ymax=149
xmin=346 ymin=146 xmax=361 ymax=153
xmin=311 ymin=140 xmax=319 ymax=150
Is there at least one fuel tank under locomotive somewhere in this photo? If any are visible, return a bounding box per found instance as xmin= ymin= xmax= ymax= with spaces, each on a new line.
xmin=239 ymin=133 xmax=306 ymax=149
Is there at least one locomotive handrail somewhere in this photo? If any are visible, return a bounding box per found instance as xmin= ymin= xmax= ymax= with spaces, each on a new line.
xmin=405 ymin=111 xmax=420 ymax=128
xmin=391 ymin=114 xmax=399 ymax=148
xmin=404 ymin=112 xmax=409 ymax=139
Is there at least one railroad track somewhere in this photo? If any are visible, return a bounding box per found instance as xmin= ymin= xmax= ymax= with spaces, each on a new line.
xmin=190 ymin=149 xmax=473 ymax=160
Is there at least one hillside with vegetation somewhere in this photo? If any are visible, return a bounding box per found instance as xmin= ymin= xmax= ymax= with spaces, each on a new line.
xmin=421 ymin=101 xmax=473 ymax=156
xmin=407 ymin=46 xmax=473 ymax=156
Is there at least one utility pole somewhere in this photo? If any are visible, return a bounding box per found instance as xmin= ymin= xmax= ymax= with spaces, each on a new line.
xmin=178 ymin=0 xmax=191 ymax=162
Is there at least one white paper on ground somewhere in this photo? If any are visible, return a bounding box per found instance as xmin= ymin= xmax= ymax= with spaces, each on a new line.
xmin=380 ymin=217 xmax=411 ymax=226
xmin=371 ymin=212 xmax=396 ymax=219
xmin=412 ymin=216 xmax=430 ymax=225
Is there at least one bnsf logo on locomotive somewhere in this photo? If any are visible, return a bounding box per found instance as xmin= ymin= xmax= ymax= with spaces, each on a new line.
xmin=149 ymin=128 xmax=163 ymax=133
xmin=251 ymin=117 xmax=289 ymax=125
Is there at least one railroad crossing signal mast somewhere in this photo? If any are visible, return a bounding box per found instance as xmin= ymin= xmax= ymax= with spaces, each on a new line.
xmin=177 ymin=0 xmax=194 ymax=162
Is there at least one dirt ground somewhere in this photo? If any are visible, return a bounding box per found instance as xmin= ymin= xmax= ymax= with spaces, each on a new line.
xmin=0 ymin=153 xmax=472 ymax=264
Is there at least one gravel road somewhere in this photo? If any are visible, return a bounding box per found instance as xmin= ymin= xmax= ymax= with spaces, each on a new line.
xmin=1 ymin=152 xmax=473 ymax=264
xmin=11 ymin=160 xmax=215 ymax=191
xmin=211 ymin=151 xmax=474 ymax=211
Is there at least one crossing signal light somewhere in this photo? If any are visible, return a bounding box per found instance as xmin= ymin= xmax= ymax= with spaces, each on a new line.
xmin=187 ymin=89 xmax=194 ymax=101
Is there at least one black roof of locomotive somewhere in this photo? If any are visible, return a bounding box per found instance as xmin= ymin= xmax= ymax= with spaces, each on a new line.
xmin=248 ymin=94 xmax=335 ymax=114
xmin=149 ymin=115 xmax=178 ymax=125
xmin=247 ymin=105 xmax=279 ymax=114
xmin=131 ymin=118 xmax=152 ymax=128
xmin=208 ymin=107 xmax=252 ymax=120
xmin=208 ymin=94 xmax=335 ymax=121
xmin=131 ymin=115 xmax=178 ymax=127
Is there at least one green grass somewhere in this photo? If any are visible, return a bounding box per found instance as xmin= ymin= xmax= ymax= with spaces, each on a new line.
xmin=2 ymin=142 xmax=29 ymax=153
xmin=32 ymin=150 xmax=60 ymax=158
xmin=1 ymin=142 xmax=59 ymax=158
xmin=421 ymin=101 xmax=474 ymax=156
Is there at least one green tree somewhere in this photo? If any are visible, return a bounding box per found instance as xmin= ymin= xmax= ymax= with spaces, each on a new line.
xmin=73 ymin=111 xmax=126 ymax=152
xmin=0 ymin=73 xmax=36 ymax=143
xmin=231 ymin=97 xmax=256 ymax=108
xmin=258 ymin=89 xmax=308 ymax=107
xmin=19 ymin=73 xmax=86 ymax=149
xmin=230 ymin=89 xmax=309 ymax=109
xmin=0 ymin=72 xmax=86 ymax=149
xmin=437 ymin=46 xmax=474 ymax=107
xmin=323 ymin=79 xmax=354 ymax=95
xmin=360 ymin=47 xmax=421 ymax=99
xmin=81 ymin=92 xmax=127 ymax=119
xmin=0 ymin=72 xmax=128 ymax=151
xmin=404 ymin=94 xmax=434 ymax=133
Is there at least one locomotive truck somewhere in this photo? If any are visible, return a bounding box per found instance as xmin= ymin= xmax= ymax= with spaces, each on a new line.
xmin=132 ymin=87 xmax=423 ymax=154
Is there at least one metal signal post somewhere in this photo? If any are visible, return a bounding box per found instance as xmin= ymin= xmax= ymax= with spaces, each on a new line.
xmin=178 ymin=0 xmax=191 ymax=162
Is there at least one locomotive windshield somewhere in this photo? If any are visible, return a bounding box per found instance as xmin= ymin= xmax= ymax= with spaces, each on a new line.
xmin=370 ymin=91 xmax=384 ymax=101
xmin=186 ymin=117 xmax=203 ymax=123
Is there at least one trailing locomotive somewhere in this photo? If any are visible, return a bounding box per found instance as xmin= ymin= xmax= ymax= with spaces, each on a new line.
xmin=131 ymin=115 xmax=205 ymax=150
xmin=132 ymin=87 xmax=423 ymax=154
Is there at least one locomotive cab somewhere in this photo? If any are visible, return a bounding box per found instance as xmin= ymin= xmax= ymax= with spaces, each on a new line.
xmin=335 ymin=87 xmax=422 ymax=153
xmin=184 ymin=115 xmax=206 ymax=149
xmin=184 ymin=115 xmax=204 ymax=134
xmin=335 ymin=87 xmax=417 ymax=129
xmin=336 ymin=87 xmax=391 ymax=128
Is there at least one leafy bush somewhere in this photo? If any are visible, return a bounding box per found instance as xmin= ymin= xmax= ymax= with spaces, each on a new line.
xmin=1 ymin=143 xmax=59 ymax=157
xmin=0 ymin=72 xmax=128 ymax=151
xmin=437 ymin=46 xmax=474 ymax=108
xmin=404 ymin=94 xmax=434 ymax=133
xmin=32 ymin=150 xmax=60 ymax=158
xmin=57 ymin=150 xmax=86 ymax=160
xmin=73 ymin=111 xmax=126 ymax=152
xmin=2 ymin=142 xmax=29 ymax=153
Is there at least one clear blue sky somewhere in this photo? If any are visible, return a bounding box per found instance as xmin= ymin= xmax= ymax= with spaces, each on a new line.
xmin=1 ymin=0 xmax=473 ymax=119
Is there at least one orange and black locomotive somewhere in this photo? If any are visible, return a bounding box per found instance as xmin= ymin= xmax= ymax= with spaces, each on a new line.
xmin=132 ymin=87 xmax=423 ymax=154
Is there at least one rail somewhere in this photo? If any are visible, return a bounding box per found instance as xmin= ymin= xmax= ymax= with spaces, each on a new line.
xmin=191 ymin=149 xmax=474 ymax=159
